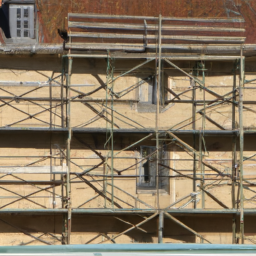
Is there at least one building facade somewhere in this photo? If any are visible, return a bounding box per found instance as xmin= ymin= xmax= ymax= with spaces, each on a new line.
xmin=0 ymin=0 xmax=255 ymax=246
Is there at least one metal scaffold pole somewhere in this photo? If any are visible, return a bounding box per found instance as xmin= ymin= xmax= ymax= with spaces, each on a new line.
xmin=232 ymin=60 xmax=238 ymax=244
xmin=156 ymin=14 xmax=162 ymax=212
xmin=61 ymin=57 xmax=66 ymax=245
xmin=63 ymin=56 xmax=73 ymax=244
xmin=239 ymin=46 xmax=244 ymax=244
xmin=157 ymin=14 xmax=162 ymax=243
xmin=111 ymin=64 xmax=114 ymax=209
xmin=192 ymin=66 xmax=197 ymax=209
xmin=158 ymin=211 xmax=164 ymax=243
xmin=201 ymin=62 xmax=206 ymax=210
xmin=106 ymin=52 xmax=115 ymax=208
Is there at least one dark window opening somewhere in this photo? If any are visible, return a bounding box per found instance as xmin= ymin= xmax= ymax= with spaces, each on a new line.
xmin=137 ymin=73 xmax=169 ymax=113
xmin=24 ymin=8 xmax=29 ymax=18
xmin=24 ymin=20 xmax=28 ymax=29
xmin=17 ymin=20 xmax=21 ymax=29
xmin=142 ymin=147 xmax=151 ymax=183
xmin=143 ymin=161 xmax=150 ymax=182
xmin=137 ymin=145 xmax=169 ymax=193
xmin=17 ymin=30 xmax=21 ymax=37
xmin=17 ymin=8 xmax=21 ymax=18
xmin=137 ymin=146 xmax=157 ymax=189
xmin=24 ymin=30 xmax=29 ymax=37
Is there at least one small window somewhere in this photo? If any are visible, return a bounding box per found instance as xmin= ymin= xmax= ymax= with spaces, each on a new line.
xmin=137 ymin=145 xmax=169 ymax=193
xmin=17 ymin=20 xmax=21 ymax=29
xmin=24 ymin=20 xmax=28 ymax=29
xmin=24 ymin=9 xmax=29 ymax=18
xmin=24 ymin=30 xmax=29 ymax=37
xmin=17 ymin=8 xmax=21 ymax=18
xmin=137 ymin=73 xmax=168 ymax=113
xmin=139 ymin=77 xmax=156 ymax=104
xmin=9 ymin=4 xmax=35 ymax=39
xmin=139 ymin=146 xmax=157 ymax=187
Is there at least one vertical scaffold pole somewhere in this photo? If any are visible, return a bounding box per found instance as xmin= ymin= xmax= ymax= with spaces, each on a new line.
xmin=199 ymin=131 xmax=204 ymax=209
xmin=156 ymin=14 xmax=162 ymax=213
xmin=111 ymin=66 xmax=114 ymax=209
xmin=192 ymin=67 xmax=197 ymax=209
xmin=49 ymin=73 xmax=55 ymax=209
xmin=201 ymin=62 xmax=205 ymax=210
xmin=61 ymin=57 xmax=66 ymax=245
xmin=61 ymin=59 xmax=65 ymax=128
xmin=65 ymin=57 xmax=73 ymax=244
xmin=239 ymin=47 xmax=244 ymax=244
xmin=232 ymin=60 xmax=237 ymax=244
xmin=158 ymin=211 xmax=164 ymax=243
xmin=106 ymin=52 xmax=115 ymax=208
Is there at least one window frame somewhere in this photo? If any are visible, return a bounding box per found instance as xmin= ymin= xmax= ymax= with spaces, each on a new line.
xmin=136 ymin=145 xmax=170 ymax=194
xmin=9 ymin=4 xmax=35 ymax=39
xmin=137 ymin=146 xmax=157 ymax=189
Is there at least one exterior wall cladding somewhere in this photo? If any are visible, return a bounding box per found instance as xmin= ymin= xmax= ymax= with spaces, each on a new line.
xmin=0 ymin=0 xmax=256 ymax=248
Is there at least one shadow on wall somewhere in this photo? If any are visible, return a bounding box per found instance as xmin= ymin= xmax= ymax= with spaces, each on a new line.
xmin=0 ymin=215 xmax=199 ymax=243
xmin=5 ymin=215 xmax=256 ymax=244
xmin=0 ymin=4 xmax=10 ymax=38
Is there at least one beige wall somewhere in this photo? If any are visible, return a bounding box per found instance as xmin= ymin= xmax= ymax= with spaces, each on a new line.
xmin=0 ymin=60 xmax=255 ymax=245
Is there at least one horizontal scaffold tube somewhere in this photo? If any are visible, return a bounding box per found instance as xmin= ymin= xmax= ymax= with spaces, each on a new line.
xmin=66 ymin=43 xmax=247 ymax=54
xmin=68 ymin=21 xmax=245 ymax=32
xmin=68 ymin=13 xmax=245 ymax=23
xmin=69 ymin=32 xmax=246 ymax=44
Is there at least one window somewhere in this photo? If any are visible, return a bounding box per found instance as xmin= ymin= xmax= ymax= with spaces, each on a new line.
xmin=17 ymin=20 xmax=21 ymax=29
xmin=139 ymin=77 xmax=156 ymax=104
xmin=9 ymin=4 xmax=34 ymax=39
xmin=137 ymin=73 xmax=169 ymax=113
xmin=24 ymin=9 xmax=29 ymax=18
xmin=137 ymin=145 xmax=169 ymax=193
xmin=24 ymin=30 xmax=29 ymax=37
xmin=138 ymin=146 xmax=157 ymax=188
xmin=17 ymin=8 xmax=21 ymax=18
xmin=24 ymin=20 xmax=28 ymax=29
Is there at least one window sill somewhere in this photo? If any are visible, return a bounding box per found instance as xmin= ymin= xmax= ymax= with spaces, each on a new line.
xmin=136 ymin=102 xmax=174 ymax=113
xmin=5 ymin=38 xmax=36 ymax=44
xmin=137 ymin=188 xmax=169 ymax=195
xmin=136 ymin=102 xmax=157 ymax=113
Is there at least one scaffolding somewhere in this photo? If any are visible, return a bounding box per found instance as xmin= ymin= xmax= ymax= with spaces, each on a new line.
xmin=0 ymin=13 xmax=255 ymax=245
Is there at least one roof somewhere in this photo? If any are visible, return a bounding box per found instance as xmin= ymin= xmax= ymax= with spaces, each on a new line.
xmin=0 ymin=0 xmax=256 ymax=46
xmin=36 ymin=0 xmax=256 ymax=44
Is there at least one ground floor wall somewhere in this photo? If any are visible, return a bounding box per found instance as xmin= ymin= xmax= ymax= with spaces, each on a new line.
xmin=0 ymin=214 xmax=255 ymax=245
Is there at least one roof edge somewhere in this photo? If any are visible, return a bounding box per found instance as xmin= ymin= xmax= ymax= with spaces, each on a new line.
xmin=0 ymin=43 xmax=63 ymax=54
xmin=2 ymin=0 xmax=35 ymax=4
